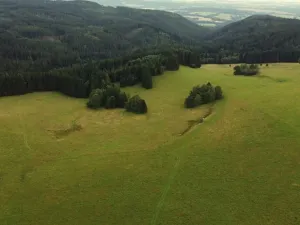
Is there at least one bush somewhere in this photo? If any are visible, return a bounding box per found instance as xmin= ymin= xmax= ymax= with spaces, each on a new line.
xmin=125 ymin=95 xmax=148 ymax=114
xmin=234 ymin=64 xmax=259 ymax=76
xmin=184 ymin=82 xmax=223 ymax=108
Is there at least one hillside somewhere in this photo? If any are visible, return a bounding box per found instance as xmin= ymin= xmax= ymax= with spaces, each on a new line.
xmin=208 ymin=15 xmax=300 ymax=50
xmin=199 ymin=15 xmax=300 ymax=63
xmin=0 ymin=0 xmax=207 ymax=66
xmin=0 ymin=0 xmax=207 ymax=98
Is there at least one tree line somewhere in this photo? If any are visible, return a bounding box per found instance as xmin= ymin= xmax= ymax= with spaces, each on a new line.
xmin=0 ymin=49 xmax=201 ymax=98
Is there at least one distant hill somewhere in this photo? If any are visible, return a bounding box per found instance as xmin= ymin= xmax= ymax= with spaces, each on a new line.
xmin=206 ymin=15 xmax=300 ymax=52
xmin=0 ymin=0 xmax=208 ymax=66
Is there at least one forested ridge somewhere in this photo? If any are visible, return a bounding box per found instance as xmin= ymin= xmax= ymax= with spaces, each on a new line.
xmin=201 ymin=15 xmax=300 ymax=63
xmin=0 ymin=0 xmax=204 ymax=97
xmin=1 ymin=0 xmax=300 ymax=98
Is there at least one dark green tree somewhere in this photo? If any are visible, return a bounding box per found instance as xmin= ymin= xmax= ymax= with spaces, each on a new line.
xmin=184 ymin=96 xmax=195 ymax=108
xmin=141 ymin=66 xmax=153 ymax=89
xmin=125 ymin=95 xmax=148 ymax=114
xmin=118 ymin=92 xmax=128 ymax=108
xmin=106 ymin=96 xmax=116 ymax=109
xmin=215 ymin=86 xmax=223 ymax=100
xmin=87 ymin=89 xmax=104 ymax=109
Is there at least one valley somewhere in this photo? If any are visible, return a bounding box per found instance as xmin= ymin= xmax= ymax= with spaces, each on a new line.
xmin=1 ymin=0 xmax=300 ymax=224
xmin=1 ymin=64 xmax=300 ymax=224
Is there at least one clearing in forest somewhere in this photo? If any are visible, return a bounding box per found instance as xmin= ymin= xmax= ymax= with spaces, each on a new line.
xmin=1 ymin=64 xmax=300 ymax=225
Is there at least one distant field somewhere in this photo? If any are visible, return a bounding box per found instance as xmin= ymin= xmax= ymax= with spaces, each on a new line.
xmin=1 ymin=64 xmax=300 ymax=225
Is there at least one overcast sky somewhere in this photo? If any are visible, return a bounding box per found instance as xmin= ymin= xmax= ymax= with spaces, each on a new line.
xmin=169 ymin=0 xmax=299 ymax=2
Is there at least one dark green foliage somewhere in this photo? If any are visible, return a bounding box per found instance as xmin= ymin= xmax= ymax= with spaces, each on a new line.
xmin=204 ymin=15 xmax=300 ymax=64
xmin=106 ymin=96 xmax=117 ymax=109
xmin=0 ymin=0 xmax=205 ymax=98
xmin=141 ymin=67 xmax=153 ymax=89
xmin=2 ymin=0 xmax=300 ymax=100
xmin=215 ymin=86 xmax=223 ymax=100
xmin=184 ymin=96 xmax=195 ymax=108
xmin=87 ymin=84 xmax=129 ymax=109
xmin=234 ymin=64 xmax=259 ymax=76
xmin=118 ymin=92 xmax=128 ymax=108
xmin=194 ymin=94 xmax=203 ymax=106
xmin=86 ymin=89 xmax=104 ymax=109
xmin=125 ymin=95 xmax=148 ymax=114
xmin=184 ymin=82 xmax=223 ymax=108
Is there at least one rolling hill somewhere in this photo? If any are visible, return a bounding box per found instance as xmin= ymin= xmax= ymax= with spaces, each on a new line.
xmin=206 ymin=15 xmax=300 ymax=52
xmin=0 ymin=0 xmax=208 ymax=62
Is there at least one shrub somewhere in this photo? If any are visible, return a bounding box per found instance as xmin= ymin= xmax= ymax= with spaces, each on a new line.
xmin=125 ymin=95 xmax=148 ymax=114
xmin=184 ymin=82 xmax=223 ymax=108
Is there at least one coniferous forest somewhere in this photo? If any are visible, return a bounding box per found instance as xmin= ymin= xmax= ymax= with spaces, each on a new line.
xmin=1 ymin=0 xmax=300 ymax=99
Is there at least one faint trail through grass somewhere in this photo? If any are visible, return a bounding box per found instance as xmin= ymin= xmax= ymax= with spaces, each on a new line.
xmin=151 ymin=158 xmax=181 ymax=225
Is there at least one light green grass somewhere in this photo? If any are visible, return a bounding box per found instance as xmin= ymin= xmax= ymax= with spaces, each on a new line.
xmin=1 ymin=64 xmax=300 ymax=225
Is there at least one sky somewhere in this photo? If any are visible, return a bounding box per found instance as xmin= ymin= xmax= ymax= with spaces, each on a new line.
xmin=166 ymin=0 xmax=299 ymax=2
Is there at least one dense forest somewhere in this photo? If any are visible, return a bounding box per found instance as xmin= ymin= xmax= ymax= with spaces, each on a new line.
xmin=202 ymin=15 xmax=300 ymax=63
xmin=0 ymin=0 xmax=204 ymax=98
xmin=1 ymin=0 xmax=300 ymax=98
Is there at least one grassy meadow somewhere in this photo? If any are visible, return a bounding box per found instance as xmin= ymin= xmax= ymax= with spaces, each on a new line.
xmin=1 ymin=64 xmax=300 ymax=225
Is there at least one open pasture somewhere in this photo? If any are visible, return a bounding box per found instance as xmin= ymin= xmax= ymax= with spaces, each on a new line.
xmin=1 ymin=64 xmax=300 ymax=225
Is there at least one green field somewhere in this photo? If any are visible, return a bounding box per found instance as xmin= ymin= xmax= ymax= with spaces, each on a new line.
xmin=1 ymin=64 xmax=300 ymax=225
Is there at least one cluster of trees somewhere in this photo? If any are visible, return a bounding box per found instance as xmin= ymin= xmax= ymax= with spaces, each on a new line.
xmin=86 ymin=85 xmax=128 ymax=109
xmin=0 ymin=48 xmax=201 ymax=98
xmin=184 ymin=83 xmax=223 ymax=108
xmin=233 ymin=64 xmax=259 ymax=76
xmin=86 ymin=84 xmax=147 ymax=114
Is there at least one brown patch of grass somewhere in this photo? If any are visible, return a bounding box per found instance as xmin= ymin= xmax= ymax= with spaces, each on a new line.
xmin=48 ymin=120 xmax=83 ymax=138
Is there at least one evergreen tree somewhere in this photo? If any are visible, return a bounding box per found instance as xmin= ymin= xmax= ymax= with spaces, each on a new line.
xmin=118 ymin=92 xmax=128 ymax=108
xmin=106 ymin=96 xmax=116 ymax=109
xmin=194 ymin=94 xmax=203 ymax=106
xmin=141 ymin=66 xmax=153 ymax=89
xmin=125 ymin=95 xmax=148 ymax=114
xmin=87 ymin=89 xmax=104 ymax=109
xmin=215 ymin=86 xmax=223 ymax=100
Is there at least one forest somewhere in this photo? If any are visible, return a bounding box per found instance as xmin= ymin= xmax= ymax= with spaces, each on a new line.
xmin=1 ymin=0 xmax=300 ymax=98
